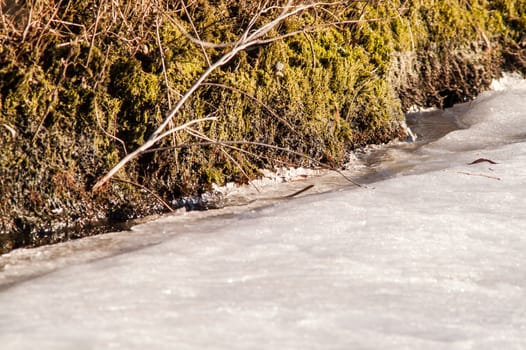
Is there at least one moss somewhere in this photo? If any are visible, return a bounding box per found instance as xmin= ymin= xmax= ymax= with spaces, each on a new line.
xmin=108 ymin=59 xmax=161 ymax=147
xmin=1 ymin=0 xmax=526 ymax=253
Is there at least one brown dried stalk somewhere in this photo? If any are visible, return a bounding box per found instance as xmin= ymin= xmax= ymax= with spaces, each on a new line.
xmin=93 ymin=1 xmax=348 ymax=191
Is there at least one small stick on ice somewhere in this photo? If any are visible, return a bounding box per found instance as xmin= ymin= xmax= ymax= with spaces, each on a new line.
xmin=468 ymin=158 xmax=498 ymax=165
xmin=456 ymin=171 xmax=501 ymax=181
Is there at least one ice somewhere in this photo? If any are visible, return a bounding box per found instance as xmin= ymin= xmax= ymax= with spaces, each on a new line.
xmin=1 ymin=75 xmax=526 ymax=349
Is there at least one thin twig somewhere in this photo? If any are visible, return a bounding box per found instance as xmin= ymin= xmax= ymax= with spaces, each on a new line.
xmin=154 ymin=14 xmax=178 ymax=147
xmin=35 ymin=0 xmax=64 ymax=51
xmin=112 ymin=177 xmax=175 ymax=212
xmin=94 ymin=98 xmax=127 ymax=155
xmin=181 ymin=0 xmax=211 ymax=67
xmin=155 ymin=15 xmax=172 ymax=109
xmin=93 ymin=116 xmax=217 ymax=191
xmin=203 ymin=82 xmax=297 ymax=133
xmin=87 ymin=0 xmax=104 ymax=67
xmin=22 ymin=5 xmax=34 ymax=42
xmin=184 ymin=127 xmax=262 ymax=193
xmin=32 ymin=58 xmax=69 ymax=143
xmin=456 ymin=171 xmax=501 ymax=181
xmin=164 ymin=1 xmax=347 ymax=49
xmin=1 ymin=123 xmax=17 ymax=139
xmin=143 ymin=139 xmax=363 ymax=187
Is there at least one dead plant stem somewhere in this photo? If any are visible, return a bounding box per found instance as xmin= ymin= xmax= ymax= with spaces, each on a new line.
xmin=93 ymin=1 xmax=357 ymax=191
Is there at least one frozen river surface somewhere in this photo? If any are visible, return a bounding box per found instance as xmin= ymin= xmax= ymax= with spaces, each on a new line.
xmin=1 ymin=75 xmax=526 ymax=349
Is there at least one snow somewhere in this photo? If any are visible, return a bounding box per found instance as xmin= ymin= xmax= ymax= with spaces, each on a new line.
xmin=1 ymin=74 xmax=526 ymax=349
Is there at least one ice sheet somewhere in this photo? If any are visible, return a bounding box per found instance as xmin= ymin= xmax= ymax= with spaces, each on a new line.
xmin=0 ymin=75 xmax=525 ymax=349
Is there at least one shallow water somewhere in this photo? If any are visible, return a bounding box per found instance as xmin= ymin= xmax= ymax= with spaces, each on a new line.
xmin=214 ymin=104 xmax=467 ymax=209
xmin=354 ymin=107 xmax=463 ymax=183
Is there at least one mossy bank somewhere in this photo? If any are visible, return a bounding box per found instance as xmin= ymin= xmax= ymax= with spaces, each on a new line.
xmin=1 ymin=0 xmax=525 ymax=253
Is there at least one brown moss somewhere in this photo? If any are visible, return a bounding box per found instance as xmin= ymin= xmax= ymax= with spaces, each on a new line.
xmin=1 ymin=0 xmax=526 ymax=253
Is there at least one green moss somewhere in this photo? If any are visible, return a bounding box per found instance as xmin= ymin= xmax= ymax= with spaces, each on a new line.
xmin=109 ymin=59 xmax=161 ymax=147
xmin=488 ymin=0 xmax=526 ymax=38
xmin=1 ymin=0 xmax=526 ymax=252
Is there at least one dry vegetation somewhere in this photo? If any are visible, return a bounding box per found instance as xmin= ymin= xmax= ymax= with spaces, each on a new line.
xmin=1 ymin=0 xmax=525 ymax=252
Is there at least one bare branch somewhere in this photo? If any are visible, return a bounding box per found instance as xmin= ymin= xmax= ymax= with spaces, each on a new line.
xmin=155 ymin=15 xmax=172 ymax=109
xmin=456 ymin=171 xmax=501 ymax=181
xmin=92 ymin=0 xmax=357 ymax=191
xmin=87 ymin=0 xmax=105 ymax=67
xmin=181 ymin=0 xmax=211 ymax=67
xmin=93 ymin=116 xmax=217 ymax=191
xmin=163 ymin=0 xmax=347 ymax=49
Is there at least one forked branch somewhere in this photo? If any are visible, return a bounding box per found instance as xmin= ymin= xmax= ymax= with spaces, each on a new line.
xmin=92 ymin=0 xmax=345 ymax=191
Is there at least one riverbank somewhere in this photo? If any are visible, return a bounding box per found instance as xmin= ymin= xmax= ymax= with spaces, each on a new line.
xmin=1 ymin=1 xmax=526 ymax=253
